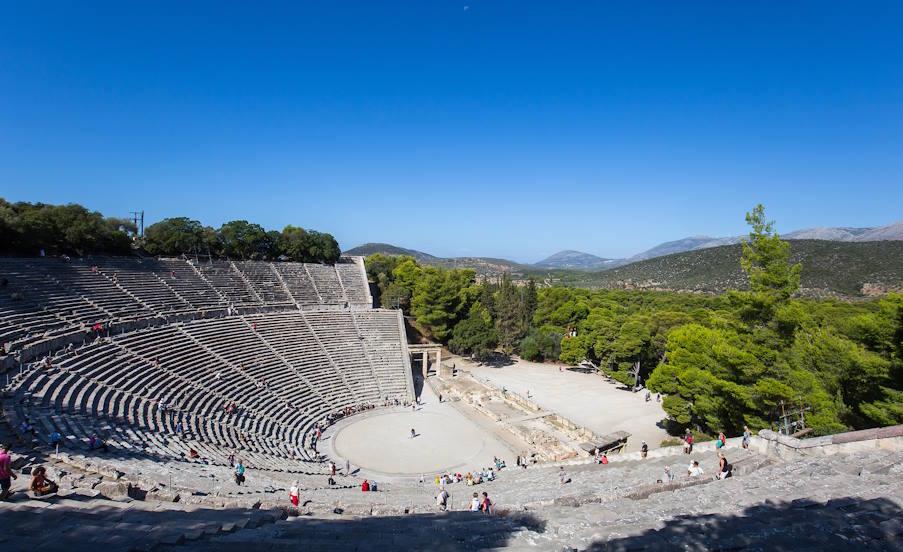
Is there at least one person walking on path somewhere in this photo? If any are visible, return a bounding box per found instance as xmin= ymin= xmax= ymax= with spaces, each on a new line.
xmin=410 ymin=428 xmax=416 ymax=439
xmin=641 ymin=441 xmax=648 ymax=459
xmin=345 ymin=459 xmax=351 ymax=475
xmin=0 ymin=444 xmax=17 ymax=501
xmin=742 ymin=426 xmax=751 ymax=449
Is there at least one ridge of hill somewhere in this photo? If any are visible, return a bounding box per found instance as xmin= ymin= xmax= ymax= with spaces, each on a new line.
xmin=555 ymin=239 xmax=903 ymax=297
xmin=533 ymin=250 xmax=625 ymax=270
xmin=629 ymin=219 xmax=903 ymax=261
xmin=349 ymin=220 xmax=903 ymax=276
xmin=343 ymin=243 xmax=527 ymax=274
xmin=343 ymin=242 xmax=438 ymax=263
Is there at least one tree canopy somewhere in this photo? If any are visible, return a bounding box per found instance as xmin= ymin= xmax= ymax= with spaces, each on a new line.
xmin=1 ymin=199 xmax=342 ymax=263
xmin=144 ymin=219 xmax=340 ymax=262
xmin=0 ymin=199 xmax=134 ymax=256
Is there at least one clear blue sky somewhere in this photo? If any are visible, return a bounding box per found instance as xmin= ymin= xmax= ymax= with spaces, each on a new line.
xmin=2 ymin=2 xmax=901 ymax=262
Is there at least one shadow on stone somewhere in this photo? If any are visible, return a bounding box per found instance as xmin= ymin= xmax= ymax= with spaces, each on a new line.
xmin=164 ymin=509 xmax=547 ymax=551
xmin=584 ymin=496 xmax=903 ymax=551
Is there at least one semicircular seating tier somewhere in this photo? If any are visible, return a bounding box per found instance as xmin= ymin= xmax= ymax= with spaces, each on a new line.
xmin=0 ymin=255 xmax=412 ymax=466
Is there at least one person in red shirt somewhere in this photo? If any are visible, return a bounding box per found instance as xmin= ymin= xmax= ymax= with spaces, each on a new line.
xmin=480 ymin=492 xmax=492 ymax=515
xmin=361 ymin=480 xmax=370 ymax=492
xmin=601 ymin=453 xmax=609 ymax=465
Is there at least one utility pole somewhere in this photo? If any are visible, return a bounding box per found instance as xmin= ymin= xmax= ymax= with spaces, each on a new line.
xmin=129 ymin=210 xmax=145 ymax=237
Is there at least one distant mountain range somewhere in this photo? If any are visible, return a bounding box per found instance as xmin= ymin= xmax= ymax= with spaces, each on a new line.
xmin=561 ymin=240 xmax=903 ymax=298
xmin=532 ymin=250 xmax=623 ymax=270
xmin=534 ymin=219 xmax=903 ymax=270
xmin=344 ymin=219 xmax=903 ymax=277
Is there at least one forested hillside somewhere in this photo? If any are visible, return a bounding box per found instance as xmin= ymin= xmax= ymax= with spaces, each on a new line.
xmin=555 ymin=239 xmax=903 ymax=297
xmin=365 ymin=205 xmax=903 ymax=440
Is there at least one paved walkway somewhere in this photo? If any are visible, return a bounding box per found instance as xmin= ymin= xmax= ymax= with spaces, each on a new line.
xmin=457 ymin=357 xmax=669 ymax=452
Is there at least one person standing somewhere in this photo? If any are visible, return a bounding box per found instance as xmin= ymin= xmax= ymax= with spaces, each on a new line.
xmin=742 ymin=426 xmax=751 ymax=449
xmin=345 ymin=459 xmax=351 ymax=476
xmin=480 ymin=492 xmax=493 ymax=515
xmin=289 ymin=482 xmax=300 ymax=507
xmin=234 ymin=461 xmax=245 ymax=485
xmin=641 ymin=441 xmax=648 ymax=459
xmin=0 ymin=444 xmax=17 ymax=501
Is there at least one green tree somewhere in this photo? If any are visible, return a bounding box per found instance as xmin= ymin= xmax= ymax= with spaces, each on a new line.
xmin=449 ymin=306 xmax=498 ymax=360
xmin=303 ymin=230 xmax=341 ymax=263
xmin=523 ymin=279 xmax=538 ymax=327
xmin=740 ymin=204 xmax=802 ymax=303
xmin=392 ymin=259 xmax=423 ymax=297
xmin=410 ymin=266 xmax=475 ymax=342
xmin=278 ymin=225 xmax=311 ymax=260
xmin=144 ymin=217 xmax=209 ymax=256
xmin=494 ymin=274 xmax=526 ymax=354
xmin=216 ymin=220 xmax=267 ymax=259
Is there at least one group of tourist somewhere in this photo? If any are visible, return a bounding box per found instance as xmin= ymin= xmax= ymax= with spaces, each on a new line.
xmin=662 ymin=428 xmax=743 ymax=482
xmin=436 ymin=485 xmax=493 ymax=514
xmin=429 ymin=456 xmax=506 ymax=490
xmin=18 ymin=416 xmax=109 ymax=452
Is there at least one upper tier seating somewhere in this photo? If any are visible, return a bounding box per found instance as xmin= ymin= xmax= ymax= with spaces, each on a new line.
xmin=234 ymin=261 xmax=292 ymax=304
xmin=192 ymin=260 xmax=260 ymax=305
xmin=335 ymin=261 xmax=371 ymax=305
xmin=0 ymin=256 xmax=377 ymax=353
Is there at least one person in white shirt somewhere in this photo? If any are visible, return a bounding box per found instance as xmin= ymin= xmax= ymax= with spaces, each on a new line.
xmin=687 ymin=460 xmax=704 ymax=477
xmin=470 ymin=492 xmax=481 ymax=511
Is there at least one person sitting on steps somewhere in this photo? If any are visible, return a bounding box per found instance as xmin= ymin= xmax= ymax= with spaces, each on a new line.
xmin=29 ymin=466 xmax=58 ymax=497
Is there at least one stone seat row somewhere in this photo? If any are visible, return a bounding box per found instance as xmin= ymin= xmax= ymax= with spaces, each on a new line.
xmin=11 ymin=364 xmax=316 ymax=462
xmin=0 ymin=256 xmax=373 ymax=352
xmin=4 ymin=307 xmax=411 ymax=471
